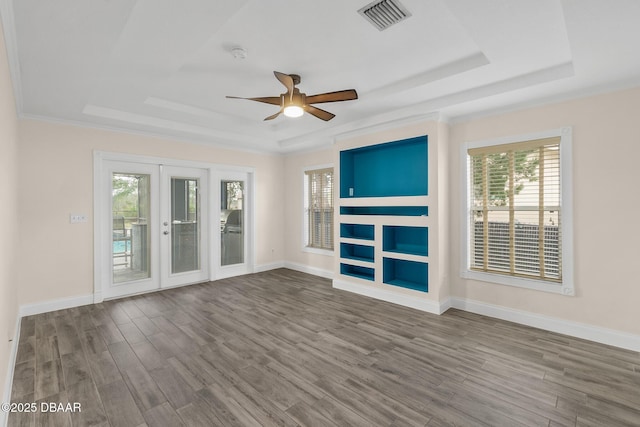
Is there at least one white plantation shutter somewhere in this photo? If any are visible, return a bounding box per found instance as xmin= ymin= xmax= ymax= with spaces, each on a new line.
xmin=306 ymin=168 xmax=333 ymax=250
xmin=468 ymin=137 xmax=562 ymax=282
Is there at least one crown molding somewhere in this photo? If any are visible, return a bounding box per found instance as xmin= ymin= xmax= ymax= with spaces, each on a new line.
xmin=278 ymin=108 xmax=441 ymax=150
xmin=82 ymin=104 xmax=278 ymax=147
xmin=333 ymin=112 xmax=440 ymax=142
xmin=20 ymin=112 xmax=281 ymax=156
xmin=447 ymin=76 xmax=640 ymax=125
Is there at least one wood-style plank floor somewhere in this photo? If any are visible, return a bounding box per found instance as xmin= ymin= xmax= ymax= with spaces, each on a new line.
xmin=8 ymin=269 xmax=640 ymax=426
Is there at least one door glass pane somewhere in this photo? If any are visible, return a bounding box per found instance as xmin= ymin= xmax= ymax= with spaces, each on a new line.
xmin=171 ymin=178 xmax=200 ymax=274
xmin=112 ymin=173 xmax=150 ymax=283
xmin=221 ymin=180 xmax=244 ymax=266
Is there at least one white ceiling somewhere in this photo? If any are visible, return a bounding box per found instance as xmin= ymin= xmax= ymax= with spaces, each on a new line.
xmin=3 ymin=0 xmax=640 ymax=153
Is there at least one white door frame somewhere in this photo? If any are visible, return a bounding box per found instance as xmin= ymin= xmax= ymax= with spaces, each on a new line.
xmin=93 ymin=151 xmax=255 ymax=303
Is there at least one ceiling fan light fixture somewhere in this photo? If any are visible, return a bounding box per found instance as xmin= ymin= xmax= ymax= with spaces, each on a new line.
xmin=227 ymin=71 xmax=357 ymax=122
xmin=283 ymin=105 xmax=304 ymax=118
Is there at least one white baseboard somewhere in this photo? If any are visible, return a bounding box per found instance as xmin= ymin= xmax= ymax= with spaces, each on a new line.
xmin=18 ymin=294 xmax=94 ymax=318
xmin=2 ymin=317 xmax=20 ymax=427
xmin=450 ymin=297 xmax=640 ymax=352
xmin=333 ymin=279 xmax=448 ymax=314
xmin=283 ymin=262 xmax=334 ymax=280
xmin=253 ymin=261 xmax=285 ymax=273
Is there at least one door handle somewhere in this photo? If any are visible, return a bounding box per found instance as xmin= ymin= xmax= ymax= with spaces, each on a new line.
xmin=163 ymin=231 xmax=170 ymax=235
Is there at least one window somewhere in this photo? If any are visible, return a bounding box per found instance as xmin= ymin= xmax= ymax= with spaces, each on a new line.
xmin=461 ymin=128 xmax=573 ymax=295
xmin=304 ymin=167 xmax=334 ymax=251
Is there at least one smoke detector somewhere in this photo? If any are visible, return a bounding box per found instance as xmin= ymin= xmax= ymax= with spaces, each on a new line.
xmin=231 ymin=47 xmax=247 ymax=60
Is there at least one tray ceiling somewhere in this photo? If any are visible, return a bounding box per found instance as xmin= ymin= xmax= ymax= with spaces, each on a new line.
xmin=3 ymin=0 xmax=640 ymax=152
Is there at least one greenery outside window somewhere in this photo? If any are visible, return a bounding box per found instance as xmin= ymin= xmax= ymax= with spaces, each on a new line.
xmin=461 ymin=128 xmax=574 ymax=295
xmin=304 ymin=167 xmax=334 ymax=251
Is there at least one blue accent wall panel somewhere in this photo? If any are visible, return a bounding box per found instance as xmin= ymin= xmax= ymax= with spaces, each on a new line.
xmin=383 ymin=226 xmax=428 ymax=256
xmin=383 ymin=258 xmax=428 ymax=292
xmin=340 ymin=243 xmax=375 ymax=263
xmin=340 ymin=136 xmax=428 ymax=198
xmin=341 ymin=264 xmax=375 ymax=281
xmin=340 ymin=223 xmax=375 ymax=240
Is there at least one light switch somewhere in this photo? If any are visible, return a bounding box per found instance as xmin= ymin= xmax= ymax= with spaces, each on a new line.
xmin=70 ymin=213 xmax=88 ymax=224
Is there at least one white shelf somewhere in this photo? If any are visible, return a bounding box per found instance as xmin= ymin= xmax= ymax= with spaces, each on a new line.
xmin=339 ymin=257 xmax=374 ymax=268
xmin=339 ymin=215 xmax=430 ymax=226
xmin=381 ymin=251 xmax=429 ymax=263
xmin=340 ymin=237 xmax=374 ymax=246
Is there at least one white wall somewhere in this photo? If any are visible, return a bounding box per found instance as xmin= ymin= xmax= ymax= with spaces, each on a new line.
xmin=16 ymin=119 xmax=286 ymax=307
xmin=283 ymin=147 xmax=335 ymax=276
xmin=449 ymin=86 xmax=640 ymax=336
xmin=0 ymin=16 xmax=19 ymax=419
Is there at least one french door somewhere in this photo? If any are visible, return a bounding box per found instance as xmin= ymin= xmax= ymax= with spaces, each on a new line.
xmin=161 ymin=166 xmax=209 ymax=288
xmin=99 ymin=160 xmax=209 ymax=299
xmin=217 ymin=171 xmax=251 ymax=279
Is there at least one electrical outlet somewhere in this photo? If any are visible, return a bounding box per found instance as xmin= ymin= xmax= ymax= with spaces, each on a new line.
xmin=70 ymin=213 xmax=88 ymax=224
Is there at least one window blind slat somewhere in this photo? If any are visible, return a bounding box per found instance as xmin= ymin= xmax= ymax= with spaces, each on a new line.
xmin=469 ymin=140 xmax=561 ymax=282
xmin=307 ymin=168 xmax=334 ymax=250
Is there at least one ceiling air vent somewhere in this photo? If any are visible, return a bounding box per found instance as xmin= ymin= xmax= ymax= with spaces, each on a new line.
xmin=358 ymin=0 xmax=412 ymax=31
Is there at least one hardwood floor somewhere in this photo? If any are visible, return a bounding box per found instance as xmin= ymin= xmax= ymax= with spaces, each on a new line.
xmin=8 ymin=269 xmax=640 ymax=426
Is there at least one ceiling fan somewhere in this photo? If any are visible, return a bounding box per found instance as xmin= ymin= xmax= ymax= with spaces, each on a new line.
xmin=227 ymin=71 xmax=358 ymax=121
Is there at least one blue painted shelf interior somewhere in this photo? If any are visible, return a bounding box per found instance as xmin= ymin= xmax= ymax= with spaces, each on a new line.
xmin=340 ymin=206 xmax=428 ymax=216
xmin=340 ymin=263 xmax=375 ymax=281
xmin=383 ymin=258 xmax=428 ymax=292
xmin=340 ymin=243 xmax=374 ymax=263
xmin=383 ymin=225 xmax=428 ymax=256
xmin=340 ymin=135 xmax=428 ymax=198
xmin=340 ymin=223 xmax=375 ymax=240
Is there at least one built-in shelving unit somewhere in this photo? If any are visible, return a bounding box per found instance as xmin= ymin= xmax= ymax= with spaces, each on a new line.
xmin=337 ymin=135 xmax=430 ymax=294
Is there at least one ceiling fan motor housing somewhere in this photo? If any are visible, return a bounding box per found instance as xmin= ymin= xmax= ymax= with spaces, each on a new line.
xmin=282 ymin=89 xmax=306 ymax=108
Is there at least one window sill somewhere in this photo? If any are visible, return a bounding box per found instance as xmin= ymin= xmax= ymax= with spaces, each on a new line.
xmin=302 ymin=246 xmax=334 ymax=256
xmin=461 ymin=269 xmax=574 ymax=296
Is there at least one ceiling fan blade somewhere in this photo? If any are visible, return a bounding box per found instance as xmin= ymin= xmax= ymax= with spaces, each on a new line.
xmin=305 ymin=105 xmax=335 ymax=121
xmin=264 ymin=111 xmax=281 ymax=121
xmin=273 ymin=71 xmax=294 ymax=93
xmin=226 ymin=95 xmax=282 ymax=106
xmin=306 ymin=89 xmax=358 ymax=104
